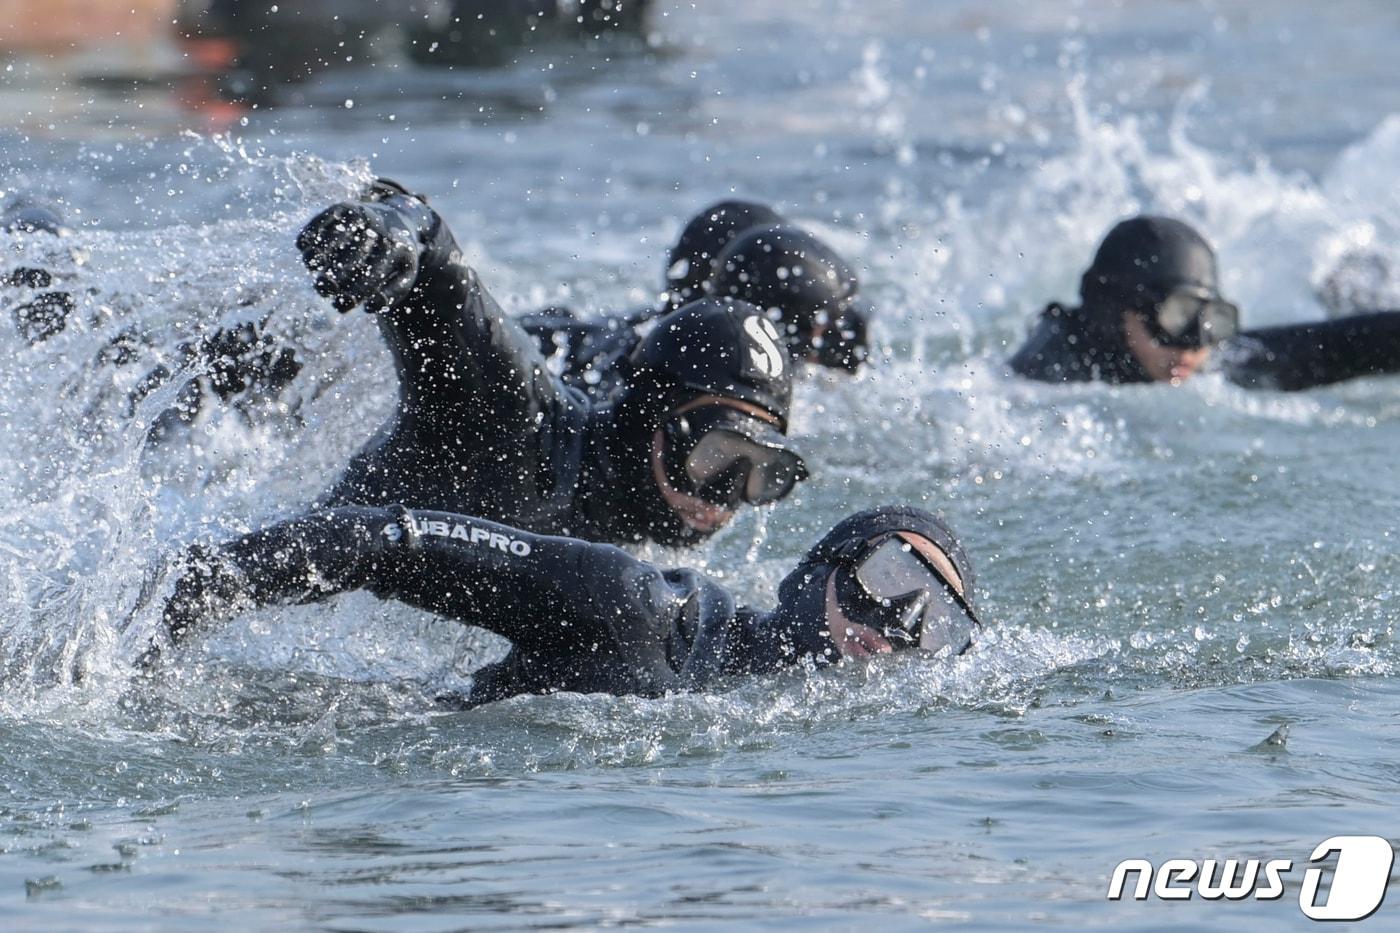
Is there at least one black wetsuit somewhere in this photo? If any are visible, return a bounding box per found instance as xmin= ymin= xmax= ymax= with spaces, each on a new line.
xmin=1008 ymin=303 xmax=1400 ymax=391
xmin=313 ymin=192 xmax=687 ymax=545
xmin=517 ymin=204 xmax=872 ymax=399
xmin=164 ymin=505 xmax=814 ymax=707
xmin=519 ymin=305 xmax=652 ymax=399
xmin=2 ymin=201 xmax=302 ymax=435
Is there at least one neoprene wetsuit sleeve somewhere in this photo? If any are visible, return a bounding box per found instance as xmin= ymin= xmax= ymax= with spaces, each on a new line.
xmin=161 ymin=507 xmax=391 ymax=644
xmin=518 ymin=307 xmax=584 ymax=356
xmin=162 ymin=507 xmax=690 ymax=690
xmin=1222 ymin=310 xmax=1400 ymax=391
xmin=370 ymin=192 xmax=564 ymax=435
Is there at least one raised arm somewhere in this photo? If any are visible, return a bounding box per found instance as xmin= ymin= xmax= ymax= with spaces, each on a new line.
xmin=296 ymin=181 xmax=562 ymax=435
xmin=1223 ymin=310 xmax=1400 ymax=391
xmin=161 ymin=506 xmax=694 ymax=688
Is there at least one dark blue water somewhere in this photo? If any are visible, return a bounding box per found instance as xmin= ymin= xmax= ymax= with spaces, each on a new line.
xmin=2 ymin=1 xmax=1399 ymax=928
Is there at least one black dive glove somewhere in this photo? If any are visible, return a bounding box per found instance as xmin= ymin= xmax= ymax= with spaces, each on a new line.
xmin=5 ymin=267 xmax=74 ymax=346
xmin=161 ymin=544 xmax=243 ymax=647
xmin=295 ymin=179 xmax=438 ymax=314
xmin=3 ymin=203 xmax=75 ymax=343
xmin=137 ymin=544 xmax=241 ymax=670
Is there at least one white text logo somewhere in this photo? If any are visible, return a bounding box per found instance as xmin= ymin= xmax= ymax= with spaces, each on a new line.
xmin=1108 ymin=836 xmax=1393 ymax=921
xmin=383 ymin=517 xmax=532 ymax=556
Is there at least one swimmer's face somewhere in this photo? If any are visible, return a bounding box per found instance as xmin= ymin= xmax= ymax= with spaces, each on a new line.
xmin=1123 ymin=311 xmax=1213 ymax=385
xmin=822 ymin=532 xmax=964 ymax=658
xmin=649 ymin=394 xmax=781 ymax=534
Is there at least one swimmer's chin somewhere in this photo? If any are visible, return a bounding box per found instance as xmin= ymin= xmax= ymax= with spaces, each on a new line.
xmin=1167 ymin=368 xmax=1198 ymax=386
xmin=675 ymin=501 xmax=734 ymax=533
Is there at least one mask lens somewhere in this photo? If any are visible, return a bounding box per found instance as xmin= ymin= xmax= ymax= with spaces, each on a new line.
xmin=854 ymin=537 xmax=936 ymax=603
xmin=695 ymin=462 xmax=747 ymax=509
xmin=743 ymin=447 xmax=807 ymax=504
xmin=1154 ymin=291 xmax=1206 ymax=339
xmin=1200 ymin=299 xmax=1239 ymax=343
xmin=679 ymin=415 xmax=807 ymax=506
xmin=685 ymin=429 xmax=753 ymax=487
xmin=1151 ymin=289 xmax=1239 ymax=347
xmin=850 ymin=536 xmax=979 ymax=653
xmin=917 ymin=588 xmax=978 ymax=657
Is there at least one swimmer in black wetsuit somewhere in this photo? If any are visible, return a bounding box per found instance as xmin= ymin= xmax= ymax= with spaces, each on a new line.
xmin=518 ymin=200 xmax=873 ymax=399
xmin=2 ymin=201 xmax=77 ymax=345
xmin=1 ymin=198 xmax=302 ymax=435
xmin=297 ymin=181 xmax=809 ymax=548
xmin=156 ymin=504 xmax=982 ymax=707
xmin=1008 ymin=215 xmax=1400 ymax=391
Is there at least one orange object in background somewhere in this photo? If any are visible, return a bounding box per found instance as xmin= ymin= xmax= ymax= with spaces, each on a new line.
xmin=0 ymin=0 xmax=176 ymax=52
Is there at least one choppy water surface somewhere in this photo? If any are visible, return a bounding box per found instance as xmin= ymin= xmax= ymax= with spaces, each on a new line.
xmin=2 ymin=1 xmax=1400 ymax=928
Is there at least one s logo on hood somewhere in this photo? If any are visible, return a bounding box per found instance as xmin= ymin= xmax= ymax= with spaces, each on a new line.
xmin=742 ymin=315 xmax=785 ymax=378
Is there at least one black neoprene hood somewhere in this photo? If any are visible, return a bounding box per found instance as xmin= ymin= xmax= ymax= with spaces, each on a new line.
xmin=711 ymin=225 xmax=861 ymax=314
xmin=767 ymin=506 xmax=980 ymax=664
xmin=627 ymin=297 xmax=795 ymax=430
xmin=1080 ymin=215 xmax=1223 ymax=311
xmin=665 ymin=200 xmax=785 ymax=306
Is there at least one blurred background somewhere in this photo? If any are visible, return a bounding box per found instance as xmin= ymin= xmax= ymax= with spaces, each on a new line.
xmin=1 ymin=0 xmax=653 ymax=118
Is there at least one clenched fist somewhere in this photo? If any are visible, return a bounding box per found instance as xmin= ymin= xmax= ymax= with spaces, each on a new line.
xmin=296 ymin=201 xmax=421 ymax=313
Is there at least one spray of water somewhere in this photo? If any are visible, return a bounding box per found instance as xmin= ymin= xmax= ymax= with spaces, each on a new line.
xmin=0 ymin=97 xmax=1396 ymax=761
